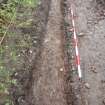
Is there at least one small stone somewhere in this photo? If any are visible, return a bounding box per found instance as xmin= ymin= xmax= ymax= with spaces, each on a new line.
xmin=78 ymin=32 xmax=85 ymax=37
xmin=72 ymin=67 xmax=75 ymax=71
xmin=5 ymin=46 xmax=8 ymax=48
xmin=33 ymin=40 xmax=37 ymax=43
xmin=71 ymin=55 xmax=74 ymax=59
xmin=29 ymin=50 xmax=33 ymax=54
xmin=14 ymin=72 xmax=18 ymax=76
xmin=38 ymin=1 xmax=41 ymax=5
xmin=68 ymin=8 xmax=71 ymax=10
xmin=44 ymin=39 xmax=50 ymax=43
xmin=103 ymin=12 xmax=105 ymax=16
xmin=60 ymin=68 xmax=63 ymax=71
xmin=84 ymin=83 xmax=90 ymax=89
xmin=18 ymin=54 xmax=21 ymax=57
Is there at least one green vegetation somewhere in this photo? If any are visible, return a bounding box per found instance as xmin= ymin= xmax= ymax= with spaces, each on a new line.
xmin=20 ymin=0 xmax=39 ymax=7
xmin=0 ymin=0 xmax=38 ymax=36
xmin=0 ymin=0 xmax=39 ymax=105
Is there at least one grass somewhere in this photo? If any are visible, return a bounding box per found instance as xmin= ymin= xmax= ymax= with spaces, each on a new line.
xmin=0 ymin=0 xmax=39 ymax=105
xmin=21 ymin=0 xmax=39 ymax=7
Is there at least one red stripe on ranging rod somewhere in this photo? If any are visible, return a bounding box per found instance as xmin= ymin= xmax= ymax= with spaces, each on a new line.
xmin=70 ymin=6 xmax=82 ymax=79
xmin=76 ymin=55 xmax=80 ymax=65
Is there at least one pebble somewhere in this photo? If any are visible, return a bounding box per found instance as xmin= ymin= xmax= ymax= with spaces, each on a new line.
xmin=78 ymin=32 xmax=85 ymax=37
xmin=60 ymin=68 xmax=63 ymax=72
xmin=14 ymin=72 xmax=18 ymax=76
xmin=18 ymin=54 xmax=21 ymax=57
xmin=29 ymin=50 xmax=33 ymax=54
xmin=38 ymin=1 xmax=41 ymax=5
xmin=33 ymin=40 xmax=37 ymax=44
xmin=5 ymin=46 xmax=8 ymax=49
xmin=71 ymin=55 xmax=74 ymax=59
xmin=72 ymin=67 xmax=75 ymax=71
xmin=84 ymin=83 xmax=90 ymax=89
xmin=44 ymin=39 xmax=50 ymax=43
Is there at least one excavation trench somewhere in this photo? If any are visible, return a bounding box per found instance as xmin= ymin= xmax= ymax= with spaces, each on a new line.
xmin=27 ymin=0 xmax=68 ymax=105
xmin=0 ymin=0 xmax=79 ymax=104
xmin=2 ymin=0 xmax=105 ymax=104
xmin=25 ymin=0 xmax=84 ymax=105
xmin=24 ymin=0 xmax=105 ymax=105
xmin=26 ymin=0 xmax=79 ymax=105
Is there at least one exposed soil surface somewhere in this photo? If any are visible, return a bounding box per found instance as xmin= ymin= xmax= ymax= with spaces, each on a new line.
xmin=67 ymin=0 xmax=105 ymax=105
xmin=25 ymin=0 xmax=105 ymax=105
xmin=2 ymin=0 xmax=105 ymax=105
xmin=29 ymin=0 xmax=67 ymax=105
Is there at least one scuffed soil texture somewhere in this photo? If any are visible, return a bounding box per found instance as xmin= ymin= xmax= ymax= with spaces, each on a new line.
xmin=2 ymin=0 xmax=105 ymax=105
xmin=16 ymin=0 xmax=105 ymax=105
xmin=66 ymin=0 xmax=105 ymax=105
xmin=28 ymin=0 xmax=68 ymax=105
xmin=10 ymin=0 xmax=70 ymax=105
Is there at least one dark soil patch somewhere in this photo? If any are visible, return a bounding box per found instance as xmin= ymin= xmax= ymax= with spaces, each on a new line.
xmin=95 ymin=0 xmax=105 ymax=19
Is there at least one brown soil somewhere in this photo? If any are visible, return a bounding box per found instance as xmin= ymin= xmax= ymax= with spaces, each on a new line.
xmin=25 ymin=0 xmax=105 ymax=105
xmin=28 ymin=0 xmax=68 ymax=105
xmin=67 ymin=0 xmax=105 ymax=105
xmin=8 ymin=0 xmax=51 ymax=105
xmin=3 ymin=0 xmax=105 ymax=105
